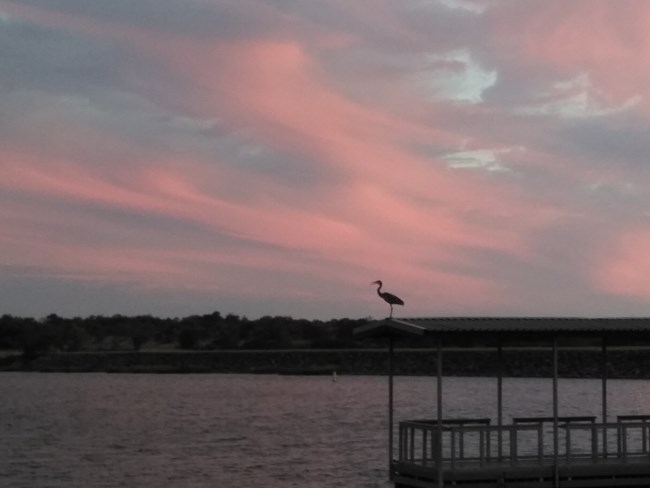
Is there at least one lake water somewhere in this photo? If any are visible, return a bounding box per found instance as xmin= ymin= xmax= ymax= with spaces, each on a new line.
xmin=2 ymin=373 xmax=650 ymax=487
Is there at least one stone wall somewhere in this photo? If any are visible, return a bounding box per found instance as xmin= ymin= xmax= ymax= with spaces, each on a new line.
xmin=4 ymin=348 xmax=650 ymax=378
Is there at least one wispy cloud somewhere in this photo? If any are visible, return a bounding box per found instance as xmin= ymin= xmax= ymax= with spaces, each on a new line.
xmin=1 ymin=0 xmax=649 ymax=319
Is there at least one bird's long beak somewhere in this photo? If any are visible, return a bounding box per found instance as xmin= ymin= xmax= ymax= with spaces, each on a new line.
xmin=370 ymin=280 xmax=379 ymax=285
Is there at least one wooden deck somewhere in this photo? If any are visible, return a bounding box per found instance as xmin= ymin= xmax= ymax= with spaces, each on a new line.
xmin=393 ymin=456 xmax=650 ymax=488
xmin=393 ymin=417 xmax=650 ymax=488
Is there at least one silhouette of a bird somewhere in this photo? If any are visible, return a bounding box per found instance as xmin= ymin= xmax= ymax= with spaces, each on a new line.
xmin=371 ymin=280 xmax=404 ymax=319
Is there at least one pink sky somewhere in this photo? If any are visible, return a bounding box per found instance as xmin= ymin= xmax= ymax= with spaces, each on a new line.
xmin=1 ymin=0 xmax=650 ymax=319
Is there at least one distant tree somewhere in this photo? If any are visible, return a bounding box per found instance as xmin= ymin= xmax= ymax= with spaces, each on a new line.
xmin=20 ymin=321 xmax=54 ymax=361
xmin=61 ymin=321 xmax=90 ymax=351
xmin=1 ymin=310 xmax=380 ymax=354
xmin=178 ymin=328 xmax=200 ymax=349
xmin=303 ymin=320 xmax=332 ymax=348
xmin=207 ymin=313 xmax=242 ymax=349
xmin=152 ymin=318 xmax=179 ymax=344
xmin=0 ymin=314 xmax=23 ymax=349
xmin=130 ymin=332 xmax=147 ymax=351
xmin=177 ymin=312 xmax=222 ymax=349
xmin=128 ymin=315 xmax=158 ymax=351
xmin=334 ymin=318 xmax=367 ymax=348
xmin=242 ymin=316 xmax=292 ymax=349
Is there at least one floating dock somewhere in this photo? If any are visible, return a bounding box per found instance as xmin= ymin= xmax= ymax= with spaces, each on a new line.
xmin=354 ymin=317 xmax=650 ymax=488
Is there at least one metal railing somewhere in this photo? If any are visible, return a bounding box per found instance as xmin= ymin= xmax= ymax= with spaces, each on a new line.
xmin=563 ymin=421 xmax=650 ymax=460
xmin=398 ymin=420 xmax=543 ymax=467
xmin=398 ymin=416 xmax=650 ymax=473
xmin=617 ymin=415 xmax=650 ymax=455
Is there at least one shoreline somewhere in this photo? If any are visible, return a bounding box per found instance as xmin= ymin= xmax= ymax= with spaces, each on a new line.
xmin=2 ymin=348 xmax=650 ymax=378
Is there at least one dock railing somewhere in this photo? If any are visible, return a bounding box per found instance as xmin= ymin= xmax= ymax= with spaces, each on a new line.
xmin=562 ymin=421 xmax=650 ymax=461
xmin=398 ymin=420 xmax=544 ymax=468
xmin=617 ymin=414 xmax=650 ymax=456
xmin=398 ymin=416 xmax=650 ymax=473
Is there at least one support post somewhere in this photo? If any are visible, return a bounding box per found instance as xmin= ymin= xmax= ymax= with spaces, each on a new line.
xmin=497 ymin=339 xmax=503 ymax=461
xmin=552 ymin=337 xmax=559 ymax=488
xmin=437 ymin=339 xmax=444 ymax=488
xmin=388 ymin=335 xmax=395 ymax=479
xmin=602 ymin=337 xmax=608 ymax=458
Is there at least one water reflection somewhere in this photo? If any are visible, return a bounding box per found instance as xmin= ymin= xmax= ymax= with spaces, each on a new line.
xmin=2 ymin=373 xmax=649 ymax=487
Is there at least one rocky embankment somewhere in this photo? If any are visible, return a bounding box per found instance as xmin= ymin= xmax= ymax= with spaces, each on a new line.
xmin=3 ymin=348 xmax=650 ymax=378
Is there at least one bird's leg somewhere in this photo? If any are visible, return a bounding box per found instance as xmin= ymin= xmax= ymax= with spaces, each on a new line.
xmin=389 ymin=304 xmax=393 ymax=319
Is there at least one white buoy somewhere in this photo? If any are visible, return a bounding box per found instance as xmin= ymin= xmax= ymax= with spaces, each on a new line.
xmin=332 ymin=371 xmax=337 ymax=382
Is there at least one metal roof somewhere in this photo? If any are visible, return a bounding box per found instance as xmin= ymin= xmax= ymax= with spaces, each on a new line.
xmin=354 ymin=317 xmax=650 ymax=340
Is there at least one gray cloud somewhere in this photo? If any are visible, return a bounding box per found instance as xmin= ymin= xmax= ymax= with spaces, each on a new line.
xmin=554 ymin=119 xmax=650 ymax=171
xmin=0 ymin=17 xmax=125 ymax=94
xmin=17 ymin=0 xmax=281 ymax=40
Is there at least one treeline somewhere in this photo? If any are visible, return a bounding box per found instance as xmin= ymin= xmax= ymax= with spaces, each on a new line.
xmin=0 ymin=312 xmax=387 ymax=359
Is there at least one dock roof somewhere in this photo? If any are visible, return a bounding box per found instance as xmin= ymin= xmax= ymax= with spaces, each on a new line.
xmin=354 ymin=317 xmax=650 ymax=343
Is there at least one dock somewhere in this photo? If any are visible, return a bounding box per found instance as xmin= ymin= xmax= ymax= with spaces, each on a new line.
xmin=395 ymin=416 xmax=650 ymax=487
xmin=354 ymin=317 xmax=650 ymax=488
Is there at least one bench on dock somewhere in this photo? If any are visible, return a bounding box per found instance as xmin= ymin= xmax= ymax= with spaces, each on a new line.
xmin=618 ymin=414 xmax=650 ymax=422
xmin=410 ymin=418 xmax=491 ymax=426
xmin=512 ymin=415 xmax=596 ymax=424
xmin=617 ymin=415 xmax=650 ymax=454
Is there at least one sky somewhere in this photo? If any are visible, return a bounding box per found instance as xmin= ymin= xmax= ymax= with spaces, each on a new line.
xmin=1 ymin=0 xmax=650 ymax=320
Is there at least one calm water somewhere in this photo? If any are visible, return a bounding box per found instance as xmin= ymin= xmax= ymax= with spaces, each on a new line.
xmin=2 ymin=373 xmax=650 ymax=487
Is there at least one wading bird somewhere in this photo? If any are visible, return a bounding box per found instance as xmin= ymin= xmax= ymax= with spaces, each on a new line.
xmin=371 ymin=280 xmax=404 ymax=318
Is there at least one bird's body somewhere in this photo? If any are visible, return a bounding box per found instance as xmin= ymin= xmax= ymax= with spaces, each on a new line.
xmin=372 ymin=280 xmax=404 ymax=318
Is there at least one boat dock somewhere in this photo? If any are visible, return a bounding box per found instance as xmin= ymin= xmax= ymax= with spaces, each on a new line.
xmin=354 ymin=317 xmax=650 ymax=488
xmin=395 ymin=415 xmax=650 ymax=487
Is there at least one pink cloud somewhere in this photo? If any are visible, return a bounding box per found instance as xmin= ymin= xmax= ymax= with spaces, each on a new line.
xmin=489 ymin=1 xmax=650 ymax=113
xmin=593 ymin=228 xmax=650 ymax=300
xmin=6 ymin=0 xmax=642 ymax=318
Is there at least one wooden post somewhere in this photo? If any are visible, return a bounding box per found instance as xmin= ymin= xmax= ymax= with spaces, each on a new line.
xmin=437 ymin=339 xmax=444 ymax=488
xmin=553 ymin=337 xmax=559 ymax=488
xmin=388 ymin=335 xmax=395 ymax=479
xmin=602 ymin=337 xmax=608 ymax=458
xmin=591 ymin=422 xmax=598 ymax=460
xmin=450 ymin=429 xmax=456 ymax=471
xmin=497 ymin=340 xmax=503 ymax=461
xmin=423 ymin=429 xmax=428 ymax=464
